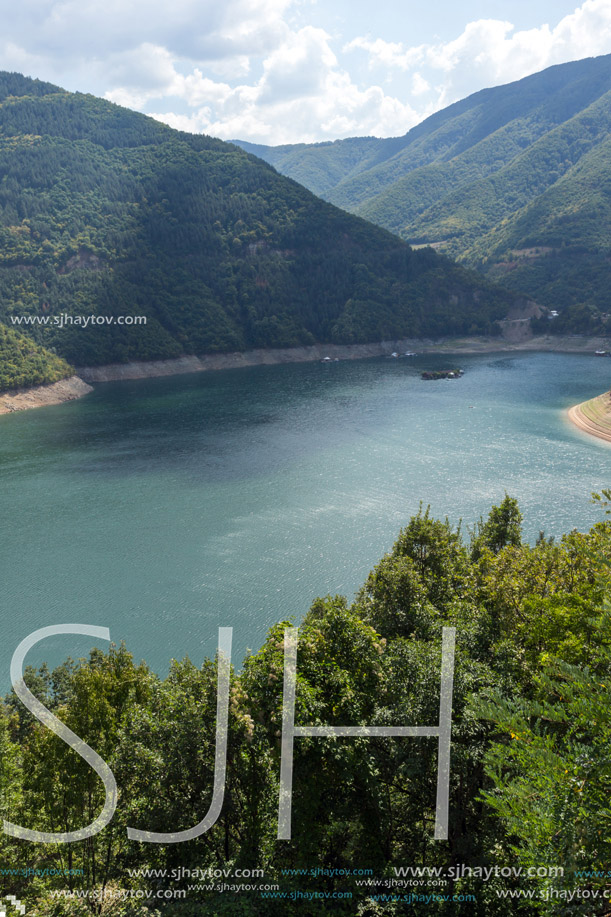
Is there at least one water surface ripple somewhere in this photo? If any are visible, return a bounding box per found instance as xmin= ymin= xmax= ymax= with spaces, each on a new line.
xmin=1 ymin=352 xmax=609 ymax=677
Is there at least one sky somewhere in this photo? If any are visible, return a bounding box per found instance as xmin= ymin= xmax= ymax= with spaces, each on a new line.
xmin=1 ymin=0 xmax=611 ymax=144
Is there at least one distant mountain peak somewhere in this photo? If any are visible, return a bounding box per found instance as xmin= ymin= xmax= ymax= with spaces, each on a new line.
xmin=232 ymin=53 xmax=611 ymax=330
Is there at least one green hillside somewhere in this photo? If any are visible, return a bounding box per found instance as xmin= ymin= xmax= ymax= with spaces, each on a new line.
xmin=0 ymin=324 xmax=71 ymax=391
xmin=235 ymin=54 xmax=611 ymax=330
xmin=0 ymin=73 xmax=521 ymax=391
xmin=235 ymin=135 xmax=388 ymax=197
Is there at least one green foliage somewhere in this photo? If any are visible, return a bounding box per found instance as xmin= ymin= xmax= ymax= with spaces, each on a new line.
xmin=471 ymin=494 xmax=523 ymax=560
xmin=481 ymin=658 xmax=611 ymax=897
xmin=478 ymin=520 xmax=611 ymax=910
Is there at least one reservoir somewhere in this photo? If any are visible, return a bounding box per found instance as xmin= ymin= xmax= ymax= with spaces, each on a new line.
xmin=1 ymin=350 xmax=610 ymax=680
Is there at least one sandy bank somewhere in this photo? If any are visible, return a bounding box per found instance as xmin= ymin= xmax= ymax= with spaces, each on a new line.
xmin=0 ymin=375 xmax=93 ymax=416
xmin=568 ymin=390 xmax=611 ymax=444
xmin=77 ymin=334 xmax=611 ymax=383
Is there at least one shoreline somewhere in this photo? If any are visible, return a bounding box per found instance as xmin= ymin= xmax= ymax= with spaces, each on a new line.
xmin=0 ymin=376 xmax=93 ymax=416
xmin=3 ymin=334 xmax=611 ymax=415
xmin=567 ymin=390 xmax=611 ymax=444
xmin=77 ymin=333 xmax=611 ymax=384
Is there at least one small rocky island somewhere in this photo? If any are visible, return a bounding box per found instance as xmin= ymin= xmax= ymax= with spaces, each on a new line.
xmin=421 ymin=369 xmax=464 ymax=380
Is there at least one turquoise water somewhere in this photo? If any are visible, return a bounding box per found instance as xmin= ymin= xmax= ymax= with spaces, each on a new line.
xmin=1 ymin=351 xmax=611 ymax=680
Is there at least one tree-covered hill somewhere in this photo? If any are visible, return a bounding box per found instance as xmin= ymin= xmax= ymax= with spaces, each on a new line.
xmin=235 ymin=54 xmax=611 ymax=332
xmin=0 ymin=72 xmax=521 ymax=391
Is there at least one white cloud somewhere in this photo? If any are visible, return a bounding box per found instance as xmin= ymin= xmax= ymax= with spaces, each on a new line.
xmin=1 ymin=0 xmax=292 ymax=61
xmin=344 ymin=36 xmax=420 ymax=71
xmin=258 ymin=26 xmax=336 ymax=103
xmin=0 ymin=40 xmax=47 ymax=76
xmin=107 ymin=23 xmax=423 ymax=143
xmin=411 ymin=72 xmax=431 ymax=97
xmin=1 ymin=0 xmax=611 ymax=144
xmin=147 ymin=44 xmax=423 ymax=144
xmin=106 ymin=44 xmax=179 ymax=93
xmin=347 ymin=0 xmax=611 ymax=115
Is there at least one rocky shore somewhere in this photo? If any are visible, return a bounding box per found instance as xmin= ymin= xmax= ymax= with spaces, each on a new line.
xmin=0 ymin=376 xmax=93 ymax=416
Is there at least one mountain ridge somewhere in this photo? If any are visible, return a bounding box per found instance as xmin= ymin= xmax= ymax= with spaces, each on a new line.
xmin=233 ymin=53 xmax=611 ymax=330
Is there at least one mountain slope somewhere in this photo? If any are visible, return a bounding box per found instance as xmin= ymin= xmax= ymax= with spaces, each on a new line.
xmin=234 ymin=54 xmax=611 ymax=327
xmin=234 ymin=136 xmax=390 ymax=197
xmin=0 ymin=73 xmax=522 ymax=390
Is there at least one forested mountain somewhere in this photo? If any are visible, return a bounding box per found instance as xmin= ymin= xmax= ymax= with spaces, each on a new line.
xmin=0 ymin=73 xmax=520 ymax=391
xmin=235 ymin=54 xmax=611 ymax=332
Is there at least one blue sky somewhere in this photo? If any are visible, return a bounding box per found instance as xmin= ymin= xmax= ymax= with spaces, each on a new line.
xmin=1 ymin=0 xmax=610 ymax=143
